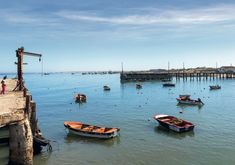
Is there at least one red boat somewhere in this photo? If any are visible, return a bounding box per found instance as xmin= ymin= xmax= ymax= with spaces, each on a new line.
xmin=153 ymin=114 xmax=195 ymax=132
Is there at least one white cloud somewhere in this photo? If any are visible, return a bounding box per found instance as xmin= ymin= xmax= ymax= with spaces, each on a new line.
xmin=57 ymin=5 xmax=235 ymax=25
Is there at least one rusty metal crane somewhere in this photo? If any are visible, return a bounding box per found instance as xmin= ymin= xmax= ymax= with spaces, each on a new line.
xmin=14 ymin=47 xmax=42 ymax=91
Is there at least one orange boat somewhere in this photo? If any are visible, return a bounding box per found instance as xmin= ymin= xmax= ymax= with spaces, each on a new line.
xmin=64 ymin=122 xmax=120 ymax=139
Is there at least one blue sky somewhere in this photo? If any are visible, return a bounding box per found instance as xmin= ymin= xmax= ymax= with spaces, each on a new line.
xmin=0 ymin=0 xmax=235 ymax=72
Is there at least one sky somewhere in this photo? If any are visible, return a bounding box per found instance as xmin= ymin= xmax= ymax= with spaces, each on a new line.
xmin=0 ymin=0 xmax=235 ymax=72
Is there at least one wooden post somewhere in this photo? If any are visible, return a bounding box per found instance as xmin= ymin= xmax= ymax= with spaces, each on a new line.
xmin=8 ymin=119 xmax=33 ymax=165
xmin=26 ymin=95 xmax=32 ymax=117
xmin=16 ymin=47 xmax=24 ymax=91
xmin=30 ymin=101 xmax=37 ymax=136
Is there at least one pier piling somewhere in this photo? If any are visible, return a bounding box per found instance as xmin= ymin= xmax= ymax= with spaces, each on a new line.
xmin=8 ymin=119 xmax=33 ymax=165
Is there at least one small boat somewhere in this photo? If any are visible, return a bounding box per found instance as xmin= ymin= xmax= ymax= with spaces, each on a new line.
xmin=64 ymin=122 xmax=120 ymax=139
xmin=163 ymin=83 xmax=175 ymax=87
xmin=209 ymin=85 xmax=221 ymax=90
xmin=153 ymin=114 xmax=194 ymax=132
xmin=75 ymin=94 xmax=87 ymax=103
xmin=33 ymin=136 xmax=51 ymax=155
xmin=136 ymin=84 xmax=142 ymax=89
xmin=177 ymin=95 xmax=204 ymax=105
xmin=103 ymin=85 xmax=111 ymax=91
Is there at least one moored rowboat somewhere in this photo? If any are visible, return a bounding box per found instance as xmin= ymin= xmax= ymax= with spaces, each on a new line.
xmin=136 ymin=84 xmax=142 ymax=89
xmin=153 ymin=114 xmax=194 ymax=133
xmin=177 ymin=95 xmax=204 ymax=105
xmin=103 ymin=85 xmax=111 ymax=91
xmin=163 ymin=83 xmax=175 ymax=87
xmin=209 ymin=85 xmax=221 ymax=90
xmin=64 ymin=122 xmax=120 ymax=139
xmin=75 ymin=94 xmax=86 ymax=103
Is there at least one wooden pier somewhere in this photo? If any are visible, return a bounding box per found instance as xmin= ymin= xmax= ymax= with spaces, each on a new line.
xmin=0 ymin=79 xmax=39 ymax=165
xmin=120 ymin=71 xmax=172 ymax=82
xmin=0 ymin=47 xmax=46 ymax=165
xmin=120 ymin=71 xmax=235 ymax=82
xmin=173 ymin=72 xmax=235 ymax=80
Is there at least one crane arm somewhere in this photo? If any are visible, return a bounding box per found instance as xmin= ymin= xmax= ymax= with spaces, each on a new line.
xmin=23 ymin=52 xmax=42 ymax=61
xmin=23 ymin=52 xmax=42 ymax=58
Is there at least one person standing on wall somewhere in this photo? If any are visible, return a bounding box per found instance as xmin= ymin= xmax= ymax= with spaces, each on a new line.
xmin=1 ymin=76 xmax=7 ymax=94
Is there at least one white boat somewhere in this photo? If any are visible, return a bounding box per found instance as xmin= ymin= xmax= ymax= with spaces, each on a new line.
xmin=64 ymin=121 xmax=120 ymax=139
xmin=154 ymin=114 xmax=195 ymax=133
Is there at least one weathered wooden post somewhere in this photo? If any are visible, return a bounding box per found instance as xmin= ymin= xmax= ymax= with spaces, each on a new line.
xmin=8 ymin=119 xmax=33 ymax=165
xmin=16 ymin=47 xmax=24 ymax=91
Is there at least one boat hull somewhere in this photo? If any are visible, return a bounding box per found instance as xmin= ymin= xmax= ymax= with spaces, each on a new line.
xmin=209 ymin=86 xmax=221 ymax=90
xmin=64 ymin=122 xmax=120 ymax=139
xmin=163 ymin=83 xmax=175 ymax=87
xmin=154 ymin=115 xmax=194 ymax=133
xmin=177 ymin=99 xmax=203 ymax=105
xmin=67 ymin=128 xmax=118 ymax=139
xmin=157 ymin=120 xmax=194 ymax=132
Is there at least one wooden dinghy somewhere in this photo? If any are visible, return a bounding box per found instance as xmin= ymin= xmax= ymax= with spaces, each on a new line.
xmin=177 ymin=95 xmax=204 ymax=106
xmin=64 ymin=122 xmax=120 ymax=139
xmin=209 ymin=85 xmax=221 ymax=90
xmin=163 ymin=83 xmax=175 ymax=87
xmin=103 ymin=85 xmax=111 ymax=91
xmin=75 ymin=94 xmax=87 ymax=103
xmin=136 ymin=84 xmax=142 ymax=89
xmin=154 ymin=114 xmax=194 ymax=133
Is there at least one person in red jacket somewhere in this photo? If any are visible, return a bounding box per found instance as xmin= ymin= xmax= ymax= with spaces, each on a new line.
xmin=1 ymin=76 xmax=7 ymax=94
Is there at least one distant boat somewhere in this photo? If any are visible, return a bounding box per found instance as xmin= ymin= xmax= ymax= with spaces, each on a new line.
xmin=163 ymin=83 xmax=175 ymax=87
xmin=177 ymin=95 xmax=204 ymax=106
xmin=64 ymin=121 xmax=120 ymax=139
xmin=103 ymin=85 xmax=111 ymax=91
xmin=136 ymin=84 xmax=142 ymax=89
xmin=209 ymin=85 xmax=221 ymax=90
xmin=75 ymin=94 xmax=87 ymax=103
xmin=153 ymin=114 xmax=195 ymax=133
xmin=44 ymin=73 xmax=50 ymax=75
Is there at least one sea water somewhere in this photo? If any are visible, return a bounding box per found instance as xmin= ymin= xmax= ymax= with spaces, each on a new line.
xmin=0 ymin=73 xmax=235 ymax=165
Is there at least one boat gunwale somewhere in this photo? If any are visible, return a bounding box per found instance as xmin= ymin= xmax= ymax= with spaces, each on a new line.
xmin=64 ymin=122 xmax=120 ymax=136
xmin=153 ymin=115 xmax=194 ymax=129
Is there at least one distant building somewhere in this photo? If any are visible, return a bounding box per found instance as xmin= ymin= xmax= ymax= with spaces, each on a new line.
xmin=218 ymin=66 xmax=235 ymax=73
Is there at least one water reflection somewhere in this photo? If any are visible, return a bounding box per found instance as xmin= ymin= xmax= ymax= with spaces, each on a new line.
xmin=64 ymin=134 xmax=120 ymax=147
xmin=154 ymin=126 xmax=195 ymax=139
xmin=176 ymin=103 xmax=203 ymax=111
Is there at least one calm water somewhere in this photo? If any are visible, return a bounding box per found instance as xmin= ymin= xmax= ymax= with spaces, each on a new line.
xmin=1 ymin=73 xmax=235 ymax=165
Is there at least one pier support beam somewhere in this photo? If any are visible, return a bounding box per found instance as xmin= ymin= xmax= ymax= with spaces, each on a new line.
xmin=8 ymin=119 xmax=33 ymax=165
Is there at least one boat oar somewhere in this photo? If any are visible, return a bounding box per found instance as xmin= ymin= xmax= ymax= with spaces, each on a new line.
xmin=197 ymin=98 xmax=204 ymax=105
xmin=200 ymin=100 xmax=204 ymax=105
